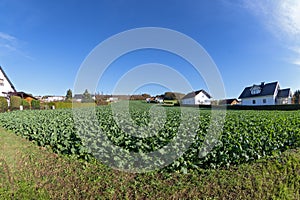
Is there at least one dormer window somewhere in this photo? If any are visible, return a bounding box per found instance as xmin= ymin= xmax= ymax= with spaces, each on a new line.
xmin=250 ymin=85 xmax=261 ymax=95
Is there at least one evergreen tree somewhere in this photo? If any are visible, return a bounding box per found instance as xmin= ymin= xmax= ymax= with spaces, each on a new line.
xmin=293 ymin=90 xmax=300 ymax=104
xmin=82 ymin=89 xmax=93 ymax=103
xmin=66 ymin=89 xmax=73 ymax=101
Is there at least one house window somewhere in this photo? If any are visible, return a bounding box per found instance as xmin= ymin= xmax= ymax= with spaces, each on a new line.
xmin=263 ymin=99 xmax=266 ymax=104
xmin=250 ymin=86 xmax=262 ymax=95
xmin=252 ymin=100 xmax=256 ymax=104
xmin=0 ymin=79 xmax=4 ymax=86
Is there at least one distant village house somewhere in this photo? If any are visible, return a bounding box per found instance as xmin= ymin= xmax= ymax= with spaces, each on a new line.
xmin=0 ymin=66 xmax=16 ymax=101
xmin=238 ymin=81 xmax=292 ymax=106
xmin=181 ymin=89 xmax=212 ymax=105
xmin=215 ymin=98 xmax=240 ymax=105
xmin=0 ymin=66 xmax=37 ymax=105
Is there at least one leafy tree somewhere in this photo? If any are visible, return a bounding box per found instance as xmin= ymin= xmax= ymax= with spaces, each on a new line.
xmin=66 ymin=89 xmax=73 ymax=101
xmin=21 ymin=99 xmax=30 ymax=110
xmin=95 ymin=93 xmax=109 ymax=105
xmin=141 ymin=93 xmax=151 ymax=99
xmin=31 ymin=100 xmax=41 ymax=110
xmin=293 ymin=90 xmax=300 ymax=104
xmin=130 ymin=94 xmax=151 ymax=100
xmin=164 ymin=92 xmax=176 ymax=100
xmin=82 ymin=89 xmax=94 ymax=103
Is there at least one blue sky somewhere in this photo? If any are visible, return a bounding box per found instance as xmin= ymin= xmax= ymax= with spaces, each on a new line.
xmin=0 ymin=0 xmax=300 ymax=98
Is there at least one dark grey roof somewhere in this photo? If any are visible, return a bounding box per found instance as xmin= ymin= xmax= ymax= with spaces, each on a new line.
xmin=181 ymin=89 xmax=212 ymax=100
xmin=0 ymin=66 xmax=16 ymax=92
xmin=74 ymin=94 xmax=84 ymax=99
xmin=74 ymin=94 xmax=95 ymax=99
xmin=8 ymin=91 xmax=38 ymax=100
xmin=238 ymin=82 xmax=278 ymax=99
xmin=277 ymin=88 xmax=291 ymax=98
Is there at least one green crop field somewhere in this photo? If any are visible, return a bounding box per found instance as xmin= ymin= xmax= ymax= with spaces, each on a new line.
xmin=0 ymin=101 xmax=300 ymax=199
xmin=0 ymin=101 xmax=299 ymax=172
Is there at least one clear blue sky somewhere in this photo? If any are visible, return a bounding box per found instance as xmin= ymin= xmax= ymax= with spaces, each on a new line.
xmin=0 ymin=0 xmax=300 ymax=98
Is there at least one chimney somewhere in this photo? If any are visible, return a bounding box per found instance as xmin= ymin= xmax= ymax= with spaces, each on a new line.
xmin=260 ymin=82 xmax=265 ymax=87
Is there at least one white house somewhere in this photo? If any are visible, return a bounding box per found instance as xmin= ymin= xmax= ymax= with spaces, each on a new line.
xmin=106 ymin=97 xmax=118 ymax=102
xmin=238 ymin=81 xmax=292 ymax=106
xmin=181 ymin=89 xmax=212 ymax=105
xmin=43 ymin=96 xmax=66 ymax=102
xmin=0 ymin=66 xmax=16 ymax=100
xmin=74 ymin=94 xmax=96 ymax=102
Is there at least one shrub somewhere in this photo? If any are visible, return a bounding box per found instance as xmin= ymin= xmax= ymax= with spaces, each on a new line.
xmin=10 ymin=96 xmax=21 ymax=111
xmin=31 ymin=100 xmax=40 ymax=110
xmin=54 ymin=102 xmax=96 ymax=109
xmin=0 ymin=97 xmax=8 ymax=112
xmin=21 ymin=99 xmax=30 ymax=110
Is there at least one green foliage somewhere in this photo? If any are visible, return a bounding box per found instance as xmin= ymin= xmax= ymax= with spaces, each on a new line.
xmin=21 ymin=99 xmax=30 ymax=110
xmin=163 ymin=99 xmax=180 ymax=106
xmin=66 ymin=89 xmax=73 ymax=101
xmin=10 ymin=96 xmax=21 ymax=110
xmin=0 ymin=97 xmax=8 ymax=112
xmin=47 ymin=102 xmax=55 ymax=109
xmin=82 ymin=89 xmax=94 ymax=103
xmin=228 ymin=104 xmax=300 ymax=110
xmin=0 ymin=102 xmax=299 ymax=172
xmin=53 ymin=102 xmax=95 ymax=109
xmin=293 ymin=90 xmax=300 ymax=104
xmin=130 ymin=94 xmax=151 ymax=100
xmin=31 ymin=100 xmax=40 ymax=110
xmin=164 ymin=92 xmax=176 ymax=100
xmin=54 ymin=102 xmax=73 ymax=109
xmin=1 ymin=128 xmax=299 ymax=199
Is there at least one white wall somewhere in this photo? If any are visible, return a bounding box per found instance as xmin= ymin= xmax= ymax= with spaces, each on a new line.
xmin=241 ymin=95 xmax=275 ymax=106
xmin=276 ymin=97 xmax=292 ymax=105
xmin=0 ymin=70 xmax=15 ymax=97
xmin=181 ymin=91 xmax=211 ymax=105
xmin=195 ymin=92 xmax=211 ymax=105
xmin=181 ymin=97 xmax=195 ymax=105
xmin=44 ymin=96 xmax=66 ymax=102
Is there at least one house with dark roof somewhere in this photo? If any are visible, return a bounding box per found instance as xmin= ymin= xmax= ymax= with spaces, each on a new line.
xmin=238 ymin=81 xmax=292 ymax=106
xmin=1 ymin=66 xmax=38 ymax=106
xmin=181 ymin=89 xmax=212 ymax=105
xmin=218 ymin=98 xmax=240 ymax=105
xmin=73 ymin=94 xmax=96 ymax=102
xmin=0 ymin=66 xmax=17 ymax=99
xmin=8 ymin=91 xmax=37 ymax=101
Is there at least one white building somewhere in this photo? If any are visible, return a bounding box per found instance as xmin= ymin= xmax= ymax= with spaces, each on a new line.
xmin=238 ymin=81 xmax=292 ymax=106
xmin=0 ymin=66 xmax=17 ymax=103
xmin=106 ymin=97 xmax=118 ymax=102
xmin=181 ymin=89 xmax=212 ymax=105
xmin=74 ymin=94 xmax=96 ymax=102
xmin=43 ymin=96 xmax=66 ymax=102
xmin=0 ymin=66 xmax=16 ymax=98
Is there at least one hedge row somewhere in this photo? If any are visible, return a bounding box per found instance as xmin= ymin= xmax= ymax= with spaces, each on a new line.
xmin=182 ymin=104 xmax=300 ymax=110
xmin=57 ymin=102 xmax=96 ymax=109
xmin=22 ymin=99 xmax=30 ymax=110
xmin=0 ymin=97 xmax=41 ymax=112
xmin=31 ymin=100 xmax=40 ymax=110
xmin=0 ymin=97 xmax=8 ymax=112
xmin=10 ymin=96 xmax=22 ymax=111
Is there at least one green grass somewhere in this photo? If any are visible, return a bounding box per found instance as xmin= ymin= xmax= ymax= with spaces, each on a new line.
xmin=0 ymin=128 xmax=299 ymax=199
